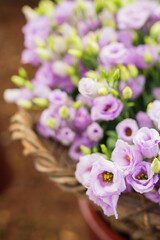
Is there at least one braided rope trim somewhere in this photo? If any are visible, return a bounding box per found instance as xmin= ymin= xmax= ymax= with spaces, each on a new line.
xmin=9 ymin=110 xmax=86 ymax=194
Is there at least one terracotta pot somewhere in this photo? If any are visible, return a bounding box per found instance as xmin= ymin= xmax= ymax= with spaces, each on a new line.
xmin=78 ymin=198 xmax=128 ymax=240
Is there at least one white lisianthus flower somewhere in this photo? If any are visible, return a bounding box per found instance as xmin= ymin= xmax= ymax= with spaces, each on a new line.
xmin=3 ymin=89 xmax=20 ymax=103
xmin=52 ymin=61 xmax=67 ymax=77
xmin=78 ymin=78 xmax=102 ymax=98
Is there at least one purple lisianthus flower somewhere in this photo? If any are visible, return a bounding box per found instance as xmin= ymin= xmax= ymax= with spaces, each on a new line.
xmin=74 ymin=107 xmax=91 ymax=131
xmin=91 ymin=94 xmax=123 ymax=121
xmin=57 ymin=127 xmax=75 ymax=146
xmin=75 ymin=153 xmax=98 ymax=188
xmin=16 ymin=87 xmax=33 ymax=101
xmin=117 ymin=3 xmax=150 ymax=30
xmin=85 ymin=155 xmax=126 ymax=218
xmin=56 ymin=75 xmax=75 ymax=93
xmin=152 ymin=88 xmax=160 ymax=100
xmin=34 ymin=62 xmax=56 ymax=88
xmin=37 ymin=108 xmax=61 ymax=138
xmin=116 ymin=118 xmax=139 ymax=144
xmin=117 ymin=30 xmax=132 ymax=47
xmin=135 ymin=45 xmax=157 ymax=69
xmin=148 ymin=100 xmax=160 ymax=130
xmin=54 ymin=1 xmax=74 ymax=25
xmin=22 ymin=16 xmax=50 ymax=49
xmin=32 ymin=81 xmax=51 ymax=99
xmin=100 ymin=42 xmax=128 ymax=66
xmin=21 ymin=49 xmax=40 ymax=66
xmin=112 ymin=140 xmax=143 ymax=176
xmin=98 ymin=27 xmax=117 ymax=49
xmin=87 ymin=188 xmax=119 ymax=219
xmin=136 ymin=111 xmax=153 ymax=128
xmin=126 ymin=161 xmax=158 ymax=194
xmin=133 ymin=127 xmax=160 ymax=159
xmin=145 ymin=177 xmax=160 ymax=204
xmin=48 ymin=89 xmax=68 ymax=109
xmin=119 ymin=75 xmax=146 ymax=99
xmin=69 ymin=136 xmax=93 ymax=162
xmin=86 ymin=122 xmax=104 ymax=142
xmin=78 ymin=78 xmax=102 ymax=99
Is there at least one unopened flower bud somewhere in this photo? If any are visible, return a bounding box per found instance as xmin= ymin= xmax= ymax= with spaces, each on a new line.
xmin=52 ymin=61 xmax=67 ymax=78
xmin=17 ymin=100 xmax=32 ymax=109
xmin=46 ymin=117 xmax=56 ymax=129
xmin=122 ymin=86 xmax=133 ymax=99
xmin=98 ymin=87 xmax=108 ymax=96
xmin=59 ymin=106 xmax=69 ymax=119
xmin=11 ymin=75 xmax=25 ymax=87
xmin=87 ymin=39 xmax=99 ymax=55
xmin=65 ymin=65 xmax=75 ymax=76
xmin=128 ymin=64 xmax=138 ymax=79
xmin=80 ymin=145 xmax=91 ymax=155
xmin=120 ymin=66 xmax=130 ymax=82
xmin=147 ymin=102 xmax=153 ymax=112
xmin=34 ymin=37 xmax=46 ymax=48
xmin=36 ymin=48 xmax=51 ymax=60
xmin=68 ymin=49 xmax=82 ymax=58
xmin=151 ymin=158 xmax=160 ymax=174
xmin=110 ymin=89 xmax=119 ymax=97
xmin=144 ymin=50 xmax=152 ymax=64
xmin=24 ymin=80 xmax=33 ymax=90
xmin=32 ymin=98 xmax=49 ymax=108
xmin=150 ymin=21 xmax=160 ymax=39
xmin=18 ymin=68 xmax=27 ymax=79
xmin=113 ymin=69 xmax=120 ymax=81
xmin=72 ymin=101 xmax=81 ymax=110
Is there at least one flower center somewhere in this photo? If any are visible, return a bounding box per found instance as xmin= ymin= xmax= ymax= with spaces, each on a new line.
xmin=102 ymin=171 xmax=113 ymax=182
xmin=104 ymin=105 xmax=111 ymax=112
xmin=125 ymin=127 xmax=132 ymax=136
xmin=136 ymin=172 xmax=148 ymax=180
xmin=126 ymin=155 xmax=131 ymax=161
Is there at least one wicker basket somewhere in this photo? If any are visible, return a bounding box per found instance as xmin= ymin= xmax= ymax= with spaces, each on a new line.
xmin=10 ymin=110 xmax=160 ymax=240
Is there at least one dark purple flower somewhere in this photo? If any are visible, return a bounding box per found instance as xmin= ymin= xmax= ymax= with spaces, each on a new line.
xmin=86 ymin=122 xmax=104 ymax=142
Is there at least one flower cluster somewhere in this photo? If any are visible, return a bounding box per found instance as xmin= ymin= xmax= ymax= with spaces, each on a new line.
xmin=4 ymin=0 xmax=160 ymax=218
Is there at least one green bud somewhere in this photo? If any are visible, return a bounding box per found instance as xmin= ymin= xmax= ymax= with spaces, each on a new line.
xmin=32 ymin=98 xmax=49 ymax=108
xmin=132 ymin=30 xmax=139 ymax=44
xmin=151 ymin=158 xmax=160 ymax=174
xmin=120 ymin=66 xmax=130 ymax=82
xmin=86 ymin=71 xmax=99 ymax=80
xmin=11 ymin=75 xmax=25 ymax=87
xmin=46 ymin=117 xmax=56 ymax=129
xmin=18 ymin=68 xmax=27 ymax=79
xmin=122 ymin=86 xmax=133 ymax=99
xmin=144 ymin=50 xmax=152 ymax=64
xmin=92 ymin=146 xmax=99 ymax=153
xmin=100 ymin=144 xmax=108 ymax=154
xmin=144 ymin=36 xmax=157 ymax=46
xmin=150 ymin=21 xmax=160 ymax=39
xmin=47 ymin=35 xmax=55 ymax=51
xmin=113 ymin=69 xmax=120 ymax=81
xmin=80 ymin=145 xmax=91 ymax=155
xmin=36 ymin=48 xmax=51 ymax=60
xmin=110 ymin=89 xmax=119 ymax=97
xmin=24 ymin=80 xmax=33 ymax=91
xmin=128 ymin=64 xmax=138 ymax=79
xmin=158 ymin=47 xmax=160 ymax=56
xmin=98 ymin=87 xmax=108 ymax=96
xmin=35 ymin=0 xmax=54 ymax=17
xmin=72 ymin=101 xmax=82 ymax=110
xmin=34 ymin=37 xmax=46 ymax=48
xmin=65 ymin=65 xmax=75 ymax=76
xmin=71 ymin=76 xmax=79 ymax=86
xmin=17 ymin=100 xmax=32 ymax=109
xmin=86 ymin=39 xmax=99 ymax=55
xmin=147 ymin=102 xmax=153 ymax=112
xmin=68 ymin=49 xmax=82 ymax=58
xmin=59 ymin=106 xmax=69 ymax=119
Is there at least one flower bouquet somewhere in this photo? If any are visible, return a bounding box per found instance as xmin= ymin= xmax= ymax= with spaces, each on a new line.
xmin=4 ymin=0 xmax=160 ymax=239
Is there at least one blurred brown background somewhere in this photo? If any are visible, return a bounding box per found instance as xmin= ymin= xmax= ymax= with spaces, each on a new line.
xmin=0 ymin=1 xmax=88 ymax=239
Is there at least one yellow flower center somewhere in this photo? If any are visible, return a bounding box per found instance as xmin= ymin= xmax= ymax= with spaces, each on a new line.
xmin=102 ymin=171 xmax=113 ymax=182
